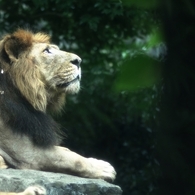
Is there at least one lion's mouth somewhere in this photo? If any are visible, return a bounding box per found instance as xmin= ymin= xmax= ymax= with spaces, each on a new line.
xmin=57 ymin=75 xmax=80 ymax=88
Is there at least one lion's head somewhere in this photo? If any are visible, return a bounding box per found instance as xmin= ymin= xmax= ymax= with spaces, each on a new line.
xmin=0 ymin=29 xmax=81 ymax=112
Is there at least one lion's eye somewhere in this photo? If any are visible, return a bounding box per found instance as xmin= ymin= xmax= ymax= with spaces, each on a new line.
xmin=43 ymin=48 xmax=51 ymax=54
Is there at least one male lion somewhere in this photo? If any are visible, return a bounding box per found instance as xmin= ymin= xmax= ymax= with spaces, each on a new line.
xmin=0 ymin=29 xmax=116 ymax=187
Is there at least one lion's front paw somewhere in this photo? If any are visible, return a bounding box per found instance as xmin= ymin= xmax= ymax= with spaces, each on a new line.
xmin=87 ymin=158 xmax=116 ymax=182
xmin=21 ymin=186 xmax=46 ymax=195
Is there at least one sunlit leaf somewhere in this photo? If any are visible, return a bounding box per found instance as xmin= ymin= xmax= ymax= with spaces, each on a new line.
xmin=115 ymin=55 xmax=161 ymax=91
xmin=147 ymin=29 xmax=164 ymax=48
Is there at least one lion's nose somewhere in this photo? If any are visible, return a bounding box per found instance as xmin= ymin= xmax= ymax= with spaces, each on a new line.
xmin=71 ymin=56 xmax=82 ymax=68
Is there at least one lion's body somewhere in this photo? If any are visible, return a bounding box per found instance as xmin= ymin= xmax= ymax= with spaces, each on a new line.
xmin=0 ymin=29 xmax=116 ymax=186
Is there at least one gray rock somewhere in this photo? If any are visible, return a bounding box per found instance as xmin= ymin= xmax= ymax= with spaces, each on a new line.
xmin=0 ymin=169 xmax=122 ymax=195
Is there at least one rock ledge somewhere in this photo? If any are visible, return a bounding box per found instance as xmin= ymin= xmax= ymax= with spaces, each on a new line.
xmin=0 ymin=169 xmax=122 ymax=195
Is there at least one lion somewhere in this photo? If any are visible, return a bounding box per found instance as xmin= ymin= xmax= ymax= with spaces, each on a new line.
xmin=0 ymin=29 xmax=116 ymax=193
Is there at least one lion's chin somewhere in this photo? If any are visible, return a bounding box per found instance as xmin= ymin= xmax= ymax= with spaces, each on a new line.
xmin=57 ymin=76 xmax=80 ymax=94
xmin=65 ymin=82 xmax=80 ymax=94
xmin=57 ymin=76 xmax=80 ymax=88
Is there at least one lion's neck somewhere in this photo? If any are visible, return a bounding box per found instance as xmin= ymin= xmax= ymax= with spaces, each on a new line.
xmin=46 ymin=92 xmax=66 ymax=114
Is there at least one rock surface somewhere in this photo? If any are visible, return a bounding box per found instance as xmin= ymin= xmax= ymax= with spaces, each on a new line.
xmin=0 ymin=169 xmax=122 ymax=195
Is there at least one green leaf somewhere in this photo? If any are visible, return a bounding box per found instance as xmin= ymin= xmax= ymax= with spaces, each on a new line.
xmin=115 ymin=55 xmax=161 ymax=91
xmin=147 ymin=29 xmax=164 ymax=48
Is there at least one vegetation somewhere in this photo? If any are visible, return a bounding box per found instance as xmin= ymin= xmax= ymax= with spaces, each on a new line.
xmin=1 ymin=0 xmax=195 ymax=194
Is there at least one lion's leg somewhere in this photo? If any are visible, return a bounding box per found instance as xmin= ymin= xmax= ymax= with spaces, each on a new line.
xmin=0 ymin=155 xmax=8 ymax=169
xmin=40 ymin=146 xmax=116 ymax=182
xmin=0 ymin=186 xmax=46 ymax=195
xmin=0 ymin=132 xmax=116 ymax=182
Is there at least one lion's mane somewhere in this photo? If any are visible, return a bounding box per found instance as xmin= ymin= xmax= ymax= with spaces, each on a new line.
xmin=0 ymin=30 xmax=62 ymax=147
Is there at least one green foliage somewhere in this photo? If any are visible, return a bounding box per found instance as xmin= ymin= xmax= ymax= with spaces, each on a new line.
xmin=0 ymin=0 xmax=161 ymax=194
xmin=147 ymin=29 xmax=164 ymax=48
xmin=115 ymin=55 xmax=161 ymax=91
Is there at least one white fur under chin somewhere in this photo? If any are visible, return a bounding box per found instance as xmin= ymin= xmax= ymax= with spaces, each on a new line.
xmin=65 ymin=81 xmax=80 ymax=94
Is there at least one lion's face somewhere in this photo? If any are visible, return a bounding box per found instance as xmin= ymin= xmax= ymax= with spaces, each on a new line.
xmin=0 ymin=29 xmax=82 ymax=112
xmin=30 ymin=43 xmax=81 ymax=94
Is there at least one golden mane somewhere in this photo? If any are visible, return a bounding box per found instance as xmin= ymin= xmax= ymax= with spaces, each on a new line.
xmin=12 ymin=29 xmax=50 ymax=44
xmin=0 ymin=29 xmax=53 ymax=112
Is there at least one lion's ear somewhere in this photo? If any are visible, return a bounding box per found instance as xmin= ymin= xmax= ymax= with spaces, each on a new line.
xmin=4 ymin=39 xmax=19 ymax=62
xmin=4 ymin=29 xmax=33 ymax=62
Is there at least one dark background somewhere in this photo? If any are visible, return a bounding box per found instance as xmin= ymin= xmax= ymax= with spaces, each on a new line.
xmin=1 ymin=0 xmax=195 ymax=194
